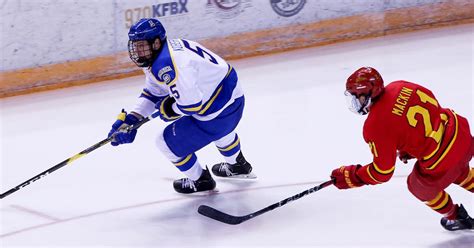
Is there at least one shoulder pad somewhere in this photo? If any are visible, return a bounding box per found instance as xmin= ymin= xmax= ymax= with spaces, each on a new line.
xmin=150 ymin=41 xmax=177 ymax=85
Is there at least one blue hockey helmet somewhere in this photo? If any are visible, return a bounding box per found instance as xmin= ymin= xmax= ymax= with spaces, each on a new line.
xmin=128 ymin=18 xmax=166 ymax=42
xmin=128 ymin=18 xmax=167 ymax=67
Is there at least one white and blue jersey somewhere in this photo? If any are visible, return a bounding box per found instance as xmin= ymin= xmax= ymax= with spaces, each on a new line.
xmin=132 ymin=38 xmax=243 ymax=121
xmin=131 ymin=38 xmax=246 ymax=170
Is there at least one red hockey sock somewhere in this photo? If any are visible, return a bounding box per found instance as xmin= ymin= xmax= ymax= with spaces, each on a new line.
xmin=425 ymin=191 xmax=458 ymax=220
xmin=456 ymin=168 xmax=474 ymax=193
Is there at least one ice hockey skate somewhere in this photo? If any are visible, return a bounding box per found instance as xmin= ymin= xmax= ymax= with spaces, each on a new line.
xmin=173 ymin=168 xmax=217 ymax=194
xmin=440 ymin=204 xmax=474 ymax=231
xmin=211 ymin=152 xmax=257 ymax=179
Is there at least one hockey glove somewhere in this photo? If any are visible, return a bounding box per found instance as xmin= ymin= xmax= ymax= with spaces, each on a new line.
xmin=156 ymin=96 xmax=181 ymax=122
xmin=397 ymin=150 xmax=414 ymax=164
xmin=108 ymin=110 xmax=141 ymax=146
xmin=330 ymin=165 xmax=364 ymax=189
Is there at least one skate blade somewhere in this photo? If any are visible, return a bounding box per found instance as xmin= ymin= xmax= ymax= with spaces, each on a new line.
xmin=178 ymin=188 xmax=220 ymax=197
xmin=219 ymin=173 xmax=257 ymax=180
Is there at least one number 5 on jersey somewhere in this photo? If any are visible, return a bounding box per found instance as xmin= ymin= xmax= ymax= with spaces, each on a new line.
xmin=182 ymin=40 xmax=218 ymax=65
xmin=170 ymin=84 xmax=180 ymax=98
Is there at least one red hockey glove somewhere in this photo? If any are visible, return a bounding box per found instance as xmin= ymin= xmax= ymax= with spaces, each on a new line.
xmin=397 ymin=150 xmax=414 ymax=164
xmin=330 ymin=165 xmax=364 ymax=189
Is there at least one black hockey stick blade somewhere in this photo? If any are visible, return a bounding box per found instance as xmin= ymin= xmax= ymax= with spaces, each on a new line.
xmin=198 ymin=205 xmax=250 ymax=225
xmin=197 ymin=180 xmax=333 ymax=225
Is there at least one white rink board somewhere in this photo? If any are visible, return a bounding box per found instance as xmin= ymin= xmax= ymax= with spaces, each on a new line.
xmin=1 ymin=0 xmax=445 ymax=71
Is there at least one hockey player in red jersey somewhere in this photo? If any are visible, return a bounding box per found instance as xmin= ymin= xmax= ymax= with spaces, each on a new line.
xmin=330 ymin=67 xmax=473 ymax=231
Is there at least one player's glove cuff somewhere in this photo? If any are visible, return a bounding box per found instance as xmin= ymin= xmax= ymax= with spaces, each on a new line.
xmin=330 ymin=165 xmax=365 ymax=189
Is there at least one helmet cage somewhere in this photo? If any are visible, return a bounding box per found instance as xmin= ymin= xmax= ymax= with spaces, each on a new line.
xmin=128 ymin=39 xmax=161 ymax=68
xmin=345 ymin=67 xmax=384 ymax=115
xmin=345 ymin=90 xmax=372 ymax=115
xmin=127 ymin=18 xmax=166 ymax=68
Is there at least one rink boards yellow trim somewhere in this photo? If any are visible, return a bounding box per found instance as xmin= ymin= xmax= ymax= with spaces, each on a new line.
xmin=1 ymin=0 xmax=473 ymax=98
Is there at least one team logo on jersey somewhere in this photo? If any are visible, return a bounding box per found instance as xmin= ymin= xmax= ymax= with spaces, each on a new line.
xmin=159 ymin=66 xmax=174 ymax=84
xmin=205 ymin=0 xmax=253 ymax=19
xmin=158 ymin=66 xmax=173 ymax=79
xmin=270 ymin=0 xmax=306 ymax=17
xmin=162 ymin=73 xmax=172 ymax=84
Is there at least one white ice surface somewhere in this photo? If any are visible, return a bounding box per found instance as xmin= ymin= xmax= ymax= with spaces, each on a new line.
xmin=1 ymin=24 xmax=473 ymax=248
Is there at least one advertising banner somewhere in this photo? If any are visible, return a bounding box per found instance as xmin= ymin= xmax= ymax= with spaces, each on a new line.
xmin=1 ymin=0 xmax=450 ymax=71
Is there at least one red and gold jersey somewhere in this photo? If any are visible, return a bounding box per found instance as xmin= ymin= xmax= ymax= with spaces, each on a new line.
xmin=356 ymin=81 xmax=457 ymax=185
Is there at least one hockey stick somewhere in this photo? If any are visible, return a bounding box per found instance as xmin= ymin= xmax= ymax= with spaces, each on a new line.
xmin=0 ymin=111 xmax=160 ymax=199
xmin=198 ymin=180 xmax=333 ymax=225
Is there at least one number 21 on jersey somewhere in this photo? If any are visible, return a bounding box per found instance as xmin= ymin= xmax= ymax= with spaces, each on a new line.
xmin=406 ymin=90 xmax=447 ymax=144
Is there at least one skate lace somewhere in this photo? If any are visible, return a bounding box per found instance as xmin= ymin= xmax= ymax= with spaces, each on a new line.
xmin=182 ymin=178 xmax=197 ymax=191
xmin=218 ymin=163 xmax=235 ymax=176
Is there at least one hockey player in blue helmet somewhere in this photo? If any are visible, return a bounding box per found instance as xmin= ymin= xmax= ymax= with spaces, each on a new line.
xmin=127 ymin=18 xmax=166 ymax=68
xmin=107 ymin=18 xmax=256 ymax=194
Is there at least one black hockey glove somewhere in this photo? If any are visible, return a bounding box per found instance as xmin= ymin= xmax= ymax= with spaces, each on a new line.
xmin=156 ymin=96 xmax=181 ymax=122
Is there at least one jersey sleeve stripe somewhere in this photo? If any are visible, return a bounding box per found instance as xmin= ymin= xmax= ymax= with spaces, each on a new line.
xmin=366 ymin=166 xmax=383 ymax=184
xmin=140 ymin=89 xmax=166 ymax=103
xmin=372 ymin=161 xmax=395 ymax=175
xmin=356 ymin=163 xmax=393 ymax=185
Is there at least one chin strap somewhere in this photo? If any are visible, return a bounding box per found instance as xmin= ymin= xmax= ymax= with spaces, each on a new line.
xmin=357 ymin=97 xmax=372 ymax=115
xmin=346 ymin=92 xmax=372 ymax=115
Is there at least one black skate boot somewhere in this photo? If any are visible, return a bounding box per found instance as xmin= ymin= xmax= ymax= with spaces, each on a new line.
xmin=211 ymin=152 xmax=256 ymax=179
xmin=440 ymin=204 xmax=474 ymax=231
xmin=173 ymin=167 xmax=216 ymax=194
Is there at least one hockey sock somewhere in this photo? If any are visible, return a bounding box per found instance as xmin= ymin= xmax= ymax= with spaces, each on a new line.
xmin=425 ymin=191 xmax=457 ymax=220
xmin=173 ymin=153 xmax=203 ymax=181
xmin=216 ymin=134 xmax=241 ymax=164
xmin=455 ymin=167 xmax=474 ymax=193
